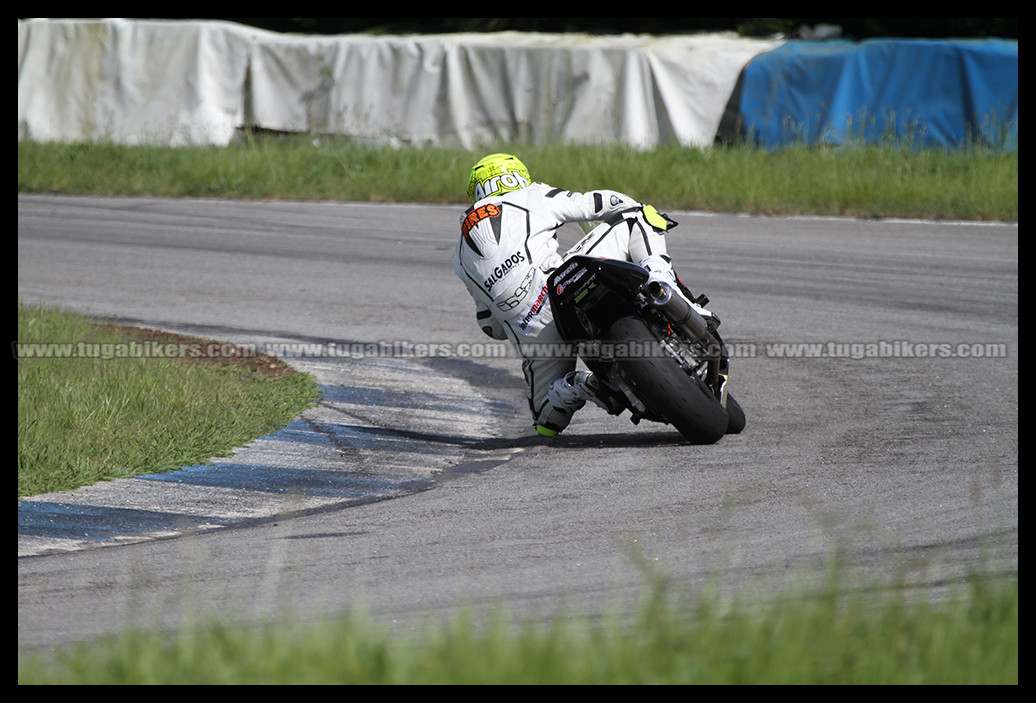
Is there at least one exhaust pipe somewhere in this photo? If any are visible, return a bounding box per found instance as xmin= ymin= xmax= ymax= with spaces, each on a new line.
xmin=647 ymin=280 xmax=724 ymax=392
xmin=646 ymin=281 xmax=710 ymax=343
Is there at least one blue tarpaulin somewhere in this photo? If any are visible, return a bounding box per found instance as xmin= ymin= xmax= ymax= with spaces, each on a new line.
xmin=737 ymin=39 xmax=1018 ymax=150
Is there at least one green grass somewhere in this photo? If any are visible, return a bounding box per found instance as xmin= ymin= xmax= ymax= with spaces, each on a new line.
xmin=18 ymin=574 xmax=1018 ymax=684
xmin=17 ymin=301 xmax=319 ymax=497
xmin=18 ymin=136 xmax=1018 ymax=221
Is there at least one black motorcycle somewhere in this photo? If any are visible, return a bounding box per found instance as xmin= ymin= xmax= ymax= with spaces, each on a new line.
xmin=546 ymin=254 xmax=745 ymax=444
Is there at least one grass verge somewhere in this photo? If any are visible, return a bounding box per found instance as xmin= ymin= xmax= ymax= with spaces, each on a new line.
xmin=17 ymin=301 xmax=319 ymax=497
xmin=18 ymin=573 xmax=1018 ymax=684
xmin=17 ymin=137 xmax=1018 ymax=221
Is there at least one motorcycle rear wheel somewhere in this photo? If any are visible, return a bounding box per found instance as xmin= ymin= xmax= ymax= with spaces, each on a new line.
xmin=604 ymin=315 xmax=729 ymax=444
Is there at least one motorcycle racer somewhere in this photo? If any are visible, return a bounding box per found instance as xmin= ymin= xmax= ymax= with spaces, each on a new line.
xmin=453 ymin=153 xmax=708 ymax=437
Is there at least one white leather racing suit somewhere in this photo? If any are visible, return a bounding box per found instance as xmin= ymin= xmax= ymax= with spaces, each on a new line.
xmin=453 ymin=181 xmax=676 ymax=434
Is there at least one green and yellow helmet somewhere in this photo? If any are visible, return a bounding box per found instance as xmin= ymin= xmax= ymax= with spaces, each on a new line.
xmin=467 ymin=153 xmax=531 ymax=203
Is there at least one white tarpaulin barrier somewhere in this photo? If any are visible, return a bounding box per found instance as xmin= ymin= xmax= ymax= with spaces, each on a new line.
xmin=18 ymin=19 xmax=256 ymax=146
xmin=18 ymin=19 xmax=782 ymax=148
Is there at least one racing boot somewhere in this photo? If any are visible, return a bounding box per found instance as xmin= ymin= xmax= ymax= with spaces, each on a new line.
xmin=640 ymin=254 xmax=720 ymax=329
xmin=549 ymin=371 xmax=625 ymax=413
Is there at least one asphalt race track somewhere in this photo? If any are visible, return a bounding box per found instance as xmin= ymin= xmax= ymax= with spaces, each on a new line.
xmin=17 ymin=194 xmax=1017 ymax=652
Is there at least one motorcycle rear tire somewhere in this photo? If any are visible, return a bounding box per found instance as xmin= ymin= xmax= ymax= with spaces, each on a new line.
xmin=724 ymin=393 xmax=746 ymax=434
xmin=605 ymin=315 xmax=729 ymax=444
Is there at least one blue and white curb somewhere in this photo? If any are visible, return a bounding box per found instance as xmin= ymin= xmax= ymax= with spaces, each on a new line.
xmin=18 ymin=352 xmax=522 ymax=558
